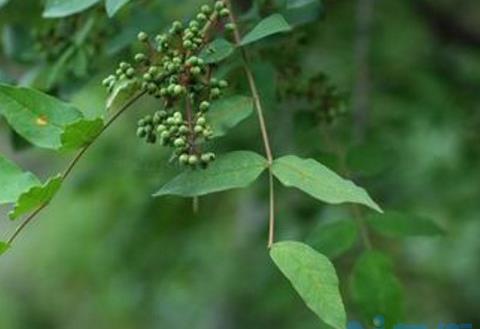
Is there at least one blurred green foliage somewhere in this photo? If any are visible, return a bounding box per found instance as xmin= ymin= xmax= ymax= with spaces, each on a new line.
xmin=1 ymin=0 xmax=480 ymax=328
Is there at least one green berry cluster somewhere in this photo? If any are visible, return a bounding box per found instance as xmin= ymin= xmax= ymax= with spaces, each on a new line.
xmin=103 ymin=1 xmax=234 ymax=168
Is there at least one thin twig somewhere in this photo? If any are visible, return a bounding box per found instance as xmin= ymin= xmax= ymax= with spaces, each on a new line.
xmin=224 ymin=0 xmax=276 ymax=248
xmin=6 ymin=91 xmax=146 ymax=246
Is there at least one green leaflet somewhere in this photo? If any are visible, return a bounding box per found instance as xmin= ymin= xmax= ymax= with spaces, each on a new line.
xmin=0 ymin=155 xmax=40 ymax=204
xmin=272 ymin=155 xmax=382 ymax=212
xmin=208 ymin=96 xmax=254 ymax=137
xmin=9 ymin=175 xmax=63 ymax=220
xmin=199 ymin=38 xmax=235 ymax=64
xmin=307 ymin=220 xmax=359 ymax=258
xmin=0 ymin=84 xmax=83 ymax=149
xmin=241 ymin=14 xmax=292 ymax=46
xmin=351 ymin=250 xmax=405 ymax=329
xmin=270 ymin=241 xmax=347 ymax=329
xmin=154 ymin=151 xmax=268 ymax=197
xmin=43 ymin=0 xmax=101 ymax=18
xmin=60 ymin=118 xmax=104 ymax=151
xmin=367 ymin=211 xmax=445 ymax=238
xmin=105 ymin=0 xmax=130 ymax=17
xmin=0 ymin=155 xmax=63 ymax=220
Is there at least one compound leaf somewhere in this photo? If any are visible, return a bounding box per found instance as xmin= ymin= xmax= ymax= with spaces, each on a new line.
xmin=43 ymin=0 xmax=101 ymax=18
xmin=241 ymin=14 xmax=292 ymax=46
xmin=208 ymin=96 xmax=254 ymax=137
xmin=270 ymin=241 xmax=346 ymax=329
xmin=0 ymin=84 xmax=83 ymax=149
xmin=272 ymin=155 xmax=382 ymax=212
xmin=154 ymin=151 xmax=267 ymax=197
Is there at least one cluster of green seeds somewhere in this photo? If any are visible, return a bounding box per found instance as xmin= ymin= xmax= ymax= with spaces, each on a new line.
xmin=102 ymin=1 xmax=234 ymax=168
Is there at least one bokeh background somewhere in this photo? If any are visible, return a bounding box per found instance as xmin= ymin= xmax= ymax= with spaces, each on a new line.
xmin=1 ymin=0 xmax=479 ymax=328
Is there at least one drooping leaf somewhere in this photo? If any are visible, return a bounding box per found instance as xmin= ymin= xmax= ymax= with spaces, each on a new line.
xmin=199 ymin=38 xmax=235 ymax=63
xmin=43 ymin=0 xmax=101 ymax=18
xmin=270 ymin=241 xmax=347 ymax=329
xmin=105 ymin=0 xmax=130 ymax=17
xmin=351 ymin=250 xmax=404 ymax=329
xmin=0 ymin=84 xmax=83 ymax=149
xmin=367 ymin=211 xmax=444 ymax=238
xmin=272 ymin=155 xmax=382 ymax=212
xmin=154 ymin=151 xmax=267 ymax=197
xmin=0 ymin=242 xmax=9 ymax=256
xmin=307 ymin=220 xmax=358 ymax=258
xmin=106 ymin=79 xmax=139 ymax=112
xmin=0 ymin=155 xmax=40 ymax=204
xmin=240 ymin=14 xmax=292 ymax=46
xmin=9 ymin=175 xmax=63 ymax=220
xmin=207 ymin=96 xmax=254 ymax=137
xmin=60 ymin=118 xmax=104 ymax=151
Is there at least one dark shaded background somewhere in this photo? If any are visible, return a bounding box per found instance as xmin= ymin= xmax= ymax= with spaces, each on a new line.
xmin=1 ymin=0 xmax=479 ymax=328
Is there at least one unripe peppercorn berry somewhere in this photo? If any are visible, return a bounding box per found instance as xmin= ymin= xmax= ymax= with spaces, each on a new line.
xmin=197 ymin=117 xmax=206 ymax=125
xmin=179 ymin=154 xmax=189 ymax=164
xmin=200 ymin=101 xmax=210 ymax=111
xmin=173 ymin=85 xmax=184 ymax=95
xmin=137 ymin=31 xmax=148 ymax=42
xmin=188 ymin=155 xmax=198 ymax=165
xmin=174 ymin=138 xmax=186 ymax=147
xmin=215 ymin=1 xmax=225 ymax=11
xmin=220 ymin=8 xmax=230 ymax=17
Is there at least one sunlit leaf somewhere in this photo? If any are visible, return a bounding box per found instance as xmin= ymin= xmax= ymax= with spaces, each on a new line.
xmin=0 ymin=84 xmax=83 ymax=149
xmin=154 ymin=151 xmax=267 ymax=197
xmin=307 ymin=220 xmax=358 ymax=258
xmin=9 ymin=175 xmax=63 ymax=220
xmin=208 ymin=95 xmax=254 ymax=137
xmin=351 ymin=250 xmax=404 ymax=329
xmin=270 ymin=241 xmax=346 ymax=329
xmin=272 ymin=155 xmax=382 ymax=212
xmin=241 ymin=14 xmax=292 ymax=46
xmin=367 ymin=211 xmax=445 ymax=238
xmin=43 ymin=0 xmax=101 ymax=18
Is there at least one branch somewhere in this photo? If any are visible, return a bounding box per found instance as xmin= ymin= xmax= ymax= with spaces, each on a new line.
xmin=224 ymin=0 xmax=276 ymax=248
xmin=6 ymin=91 xmax=146 ymax=246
